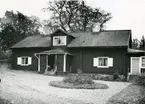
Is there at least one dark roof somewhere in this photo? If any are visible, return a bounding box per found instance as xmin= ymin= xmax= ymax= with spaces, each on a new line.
xmin=50 ymin=29 xmax=75 ymax=38
xmin=68 ymin=30 xmax=131 ymax=47
xmin=11 ymin=29 xmax=131 ymax=48
xmin=128 ymin=48 xmax=145 ymax=53
xmin=37 ymin=48 xmax=72 ymax=55
xmin=11 ymin=35 xmax=51 ymax=48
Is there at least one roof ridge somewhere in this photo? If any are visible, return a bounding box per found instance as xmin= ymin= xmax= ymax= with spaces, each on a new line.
xmin=102 ymin=29 xmax=131 ymax=32
xmin=69 ymin=29 xmax=131 ymax=34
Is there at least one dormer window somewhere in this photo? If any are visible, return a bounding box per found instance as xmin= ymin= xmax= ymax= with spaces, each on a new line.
xmin=57 ymin=38 xmax=62 ymax=44
xmin=53 ymin=36 xmax=67 ymax=46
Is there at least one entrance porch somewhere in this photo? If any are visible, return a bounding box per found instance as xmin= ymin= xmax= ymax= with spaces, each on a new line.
xmin=35 ymin=48 xmax=72 ymax=74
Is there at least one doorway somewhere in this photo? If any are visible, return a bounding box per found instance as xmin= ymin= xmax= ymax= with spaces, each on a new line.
xmin=130 ymin=57 xmax=140 ymax=74
xmin=47 ymin=54 xmax=56 ymax=71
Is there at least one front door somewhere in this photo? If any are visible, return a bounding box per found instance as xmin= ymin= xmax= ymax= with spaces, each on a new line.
xmin=130 ymin=57 xmax=140 ymax=74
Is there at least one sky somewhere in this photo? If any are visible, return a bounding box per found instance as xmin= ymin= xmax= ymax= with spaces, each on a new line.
xmin=0 ymin=0 xmax=145 ymax=39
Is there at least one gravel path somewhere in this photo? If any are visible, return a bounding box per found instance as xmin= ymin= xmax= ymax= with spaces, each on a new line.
xmin=0 ymin=64 xmax=131 ymax=104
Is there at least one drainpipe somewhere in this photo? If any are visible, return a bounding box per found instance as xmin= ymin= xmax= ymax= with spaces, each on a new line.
xmin=34 ymin=53 xmax=40 ymax=72
xmin=63 ymin=53 xmax=67 ymax=72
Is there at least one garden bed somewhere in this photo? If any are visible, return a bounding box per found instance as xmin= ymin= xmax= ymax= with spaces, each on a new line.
xmin=49 ymin=74 xmax=109 ymax=89
xmin=49 ymin=81 xmax=108 ymax=89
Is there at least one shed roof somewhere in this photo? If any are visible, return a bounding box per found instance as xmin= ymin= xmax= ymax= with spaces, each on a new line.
xmin=68 ymin=30 xmax=131 ymax=47
xmin=127 ymin=48 xmax=145 ymax=53
xmin=37 ymin=48 xmax=72 ymax=55
xmin=11 ymin=35 xmax=51 ymax=48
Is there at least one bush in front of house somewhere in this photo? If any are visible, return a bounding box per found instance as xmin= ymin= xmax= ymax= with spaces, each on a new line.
xmin=136 ymin=73 xmax=145 ymax=86
xmin=130 ymin=73 xmax=145 ymax=86
xmin=113 ymin=72 xmax=119 ymax=80
xmin=91 ymin=74 xmax=126 ymax=81
xmin=129 ymin=73 xmax=145 ymax=104
xmin=63 ymin=74 xmax=94 ymax=85
xmin=49 ymin=74 xmax=109 ymax=89
xmin=91 ymin=74 xmax=113 ymax=81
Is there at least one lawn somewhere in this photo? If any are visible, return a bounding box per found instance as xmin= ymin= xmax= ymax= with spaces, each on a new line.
xmin=107 ymin=84 xmax=145 ymax=104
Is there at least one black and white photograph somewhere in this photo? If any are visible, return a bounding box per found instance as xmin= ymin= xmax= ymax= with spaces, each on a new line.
xmin=0 ymin=0 xmax=145 ymax=104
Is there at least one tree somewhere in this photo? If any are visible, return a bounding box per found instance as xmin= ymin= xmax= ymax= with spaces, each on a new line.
xmin=132 ymin=38 xmax=139 ymax=49
xmin=139 ymin=36 xmax=145 ymax=50
xmin=44 ymin=0 xmax=111 ymax=32
xmin=0 ymin=11 xmax=42 ymax=50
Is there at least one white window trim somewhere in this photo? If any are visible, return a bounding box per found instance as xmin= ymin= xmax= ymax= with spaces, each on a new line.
xmin=97 ymin=57 xmax=109 ymax=68
xmin=141 ymin=56 xmax=145 ymax=68
xmin=17 ymin=56 xmax=32 ymax=66
xmin=53 ymin=36 xmax=67 ymax=46
xmin=93 ymin=57 xmax=113 ymax=68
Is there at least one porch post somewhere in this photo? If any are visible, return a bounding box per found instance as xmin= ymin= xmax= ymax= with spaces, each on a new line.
xmin=63 ymin=53 xmax=67 ymax=72
xmin=55 ymin=54 xmax=57 ymax=70
xmin=45 ymin=55 xmax=48 ymax=72
xmin=38 ymin=54 xmax=40 ymax=72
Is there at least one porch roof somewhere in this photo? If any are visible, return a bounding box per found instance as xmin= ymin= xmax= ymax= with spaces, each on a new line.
xmin=127 ymin=48 xmax=145 ymax=54
xmin=36 ymin=48 xmax=72 ymax=55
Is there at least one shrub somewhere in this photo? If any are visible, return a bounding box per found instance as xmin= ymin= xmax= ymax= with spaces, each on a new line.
xmin=67 ymin=73 xmax=126 ymax=82
xmin=128 ymin=75 xmax=139 ymax=82
xmin=135 ymin=73 xmax=145 ymax=86
xmin=77 ymin=68 xmax=82 ymax=75
xmin=63 ymin=74 xmax=94 ymax=85
xmin=118 ymin=75 xmax=126 ymax=81
xmin=91 ymin=74 xmax=125 ymax=81
xmin=91 ymin=74 xmax=113 ymax=81
xmin=113 ymin=72 xmax=119 ymax=80
xmin=49 ymin=81 xmax=109 ymax=89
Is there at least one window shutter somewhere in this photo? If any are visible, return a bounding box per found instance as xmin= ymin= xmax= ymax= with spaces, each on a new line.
xmin=17 ymin=57 xmax=21 ymax=65
xmin=108 ymin=58 xmax=113 ymax=67
xmin=28 ymin=57 xmax=32 ymax=65
xmin=93 ymin=58 xmax=98 ymax=67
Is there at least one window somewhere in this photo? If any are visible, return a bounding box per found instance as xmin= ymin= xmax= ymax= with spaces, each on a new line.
xmin=22 ymin=57 xmax=28 ymax=65
xmin=93 ymin=57 xmax=113 ymax=68
xmin=17 ymin=57 xmax=32 ymax=66
xmin=53 ymin=36 xmax=67 ymax=46
xmin=141 ymin=57 xmax=145 ymax=68
xmin=98 ymin=57 xmax=108 ymax=67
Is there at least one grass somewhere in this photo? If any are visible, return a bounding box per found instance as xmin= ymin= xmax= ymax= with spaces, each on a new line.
xmin=49 ymin=81 xmax=108 ymax=89
xmin=107 ymin=84 xmax=145 ymax=104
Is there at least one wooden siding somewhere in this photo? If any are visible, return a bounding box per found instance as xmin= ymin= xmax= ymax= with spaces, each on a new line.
xmin=57 ymin=54 xmax=63 ymax=72
xmin=40 ymin=54 xmax=47 ymax=73
xmin=11 ymin=48 xmax=50 ymax=71
xmin=70 ymin=47 xmax=128 ymax=76
xmin=66 ymin=55 xmax=72 ymax=72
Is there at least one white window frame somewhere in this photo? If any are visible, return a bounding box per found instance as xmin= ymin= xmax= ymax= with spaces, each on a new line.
xmin=98 ymin=57 xmax=109 ymax=68
xmin=53 ymin=36 xmax=67 ymax=46
xmin=141 ymin=56 xmax=145 ymax=68
xmin=93 ymin=57 xmax=113 ymax=68
xmin=17 ymin=56 xmax=32 ymax=66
